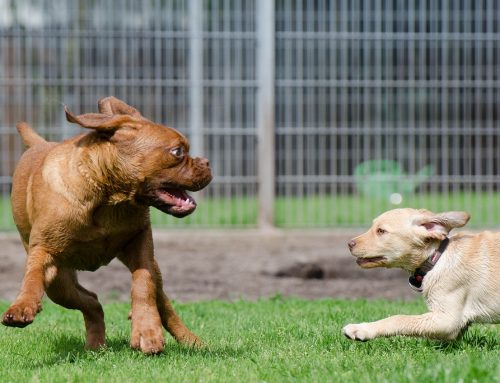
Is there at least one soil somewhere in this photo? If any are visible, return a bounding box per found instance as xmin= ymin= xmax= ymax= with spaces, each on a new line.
xmin=0 ymin=230 xmax=418 ymax=303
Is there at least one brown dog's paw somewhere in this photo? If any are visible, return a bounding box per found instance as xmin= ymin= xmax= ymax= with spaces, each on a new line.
xmin=2 ymin=302 xmax=42 ymax=328
xmin=131 ymin=324 xmax=165 ymax=355
xmin=84 ymin=334 xmax=107 ymax=351
xmin=139 ymin=333 xmax=165 ymax=355
xmin=177 ymin=331 xmax=204 ymax=348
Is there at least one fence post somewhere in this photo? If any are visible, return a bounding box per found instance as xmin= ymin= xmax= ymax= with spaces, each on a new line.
xmin=256 ymin=0 xmax=275 ymax=229
xmin=189 ymin=0 xmax=203 ymax=157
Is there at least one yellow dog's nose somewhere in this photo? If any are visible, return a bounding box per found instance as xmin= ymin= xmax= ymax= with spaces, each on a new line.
xmin=348 ymin=240 xmax=356 ymax=250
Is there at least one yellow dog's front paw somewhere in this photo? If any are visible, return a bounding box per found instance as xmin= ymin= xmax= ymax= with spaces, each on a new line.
xmin=342 ymin=323 xmax=375 ymax=342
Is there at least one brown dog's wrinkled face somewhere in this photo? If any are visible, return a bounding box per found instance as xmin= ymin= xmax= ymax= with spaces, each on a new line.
xmin=66 ymin=97 xmax=212 ymax=218
xmin=128 ymin=124 xmax=212 ymax=218
xmin=347 ymin=208 xmax=470 ymax=271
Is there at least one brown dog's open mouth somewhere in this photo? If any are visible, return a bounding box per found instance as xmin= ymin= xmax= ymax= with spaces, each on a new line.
xmin=155 ymin=187 xmax=197 ymax=218
xmin=356 ymin=257 xmax=386 ymax=268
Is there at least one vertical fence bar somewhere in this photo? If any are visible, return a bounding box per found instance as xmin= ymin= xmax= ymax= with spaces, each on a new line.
xmin=256 ymin=0 xmax=275 ymax=229
xmin=189 ymin=0 xmax=204 ymax=158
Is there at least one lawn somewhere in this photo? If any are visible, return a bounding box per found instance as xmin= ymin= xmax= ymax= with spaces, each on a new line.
xmin=149 ymin=191 xmax=500 ymax=228
xmin=2 ymin=191 xmax=500 ymax=231
xmin=0 ymin=298 xmax=498 ymax=383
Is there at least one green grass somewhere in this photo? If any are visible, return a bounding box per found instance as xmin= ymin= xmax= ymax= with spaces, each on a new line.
xmin=274 ymin=191 xmax=500 ymax=228
xmin=0 ymin=298 xmax=498 ymax=383
xmin=0 ymin=196 xmax=14 ymax=231
xmin=152 ymin=191 xmax=500 ymax=228
xmin=2 ymin=191 xmax=500 ymax=230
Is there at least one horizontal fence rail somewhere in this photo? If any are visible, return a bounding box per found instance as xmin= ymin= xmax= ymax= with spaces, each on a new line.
xmin=1 ymin=0 xmax=500 ymax=230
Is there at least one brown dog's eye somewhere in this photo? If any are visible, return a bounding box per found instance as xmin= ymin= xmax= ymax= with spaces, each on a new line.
xmin=170 ymin=147 xmax=184 ymax=158
xmin=377 ymin=228 xmax=387 ymax=235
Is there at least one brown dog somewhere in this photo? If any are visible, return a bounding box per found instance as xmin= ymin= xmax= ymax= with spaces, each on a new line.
xmin=2 ymin=97 xmax=212 ymax=354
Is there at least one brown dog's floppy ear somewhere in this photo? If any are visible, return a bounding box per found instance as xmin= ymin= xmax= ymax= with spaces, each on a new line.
xmin=97 ymin=96 xmax=142 ymax=117
xmin=414 ymin=211 xmax=470 ymax=240
xmin=65 ymin=106 xmax=138 ymax=131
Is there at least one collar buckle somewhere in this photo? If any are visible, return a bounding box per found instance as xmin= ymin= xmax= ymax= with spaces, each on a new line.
xmin=408 ymin=273 xmax=424 ymax=292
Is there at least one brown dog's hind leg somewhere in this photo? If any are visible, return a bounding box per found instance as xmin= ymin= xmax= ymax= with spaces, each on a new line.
xmin=2 ymin=247 xmax=51 ymax=327
xmin=152 ymin=259 xmax=202 ymax=347
xmin=45 ymin=268 xmax=105 ymax=350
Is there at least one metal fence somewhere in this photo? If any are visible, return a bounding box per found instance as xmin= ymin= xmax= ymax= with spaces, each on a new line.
xmin=1 ymin=0 xmax=500 ymax=230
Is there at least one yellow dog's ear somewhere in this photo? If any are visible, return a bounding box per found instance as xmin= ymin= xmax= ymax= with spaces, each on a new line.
xmin=97 ymin=96 xmax=142 ymax=117
xmin=413 ymin=211 xmax=470 ymax=240
xmin=65 ymin=106 xmax=140 ymax=131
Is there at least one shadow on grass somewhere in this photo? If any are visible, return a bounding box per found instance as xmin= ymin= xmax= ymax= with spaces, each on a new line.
xmin=50 ymin=335 xmax=131 ymax=360
xmin=165 ymin=341 xmax=248 ymax=359
xmin=18 ymin=333 xmax=248 ymax=369
xmin=337 ymin=325 xmax=499 ymax=355
xmin=429 ymin=329 xmax=499 ymax=353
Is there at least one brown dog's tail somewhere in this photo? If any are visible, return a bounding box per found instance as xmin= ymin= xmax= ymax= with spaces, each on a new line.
xmin=16 ymin=122 xmax=46 ymax=148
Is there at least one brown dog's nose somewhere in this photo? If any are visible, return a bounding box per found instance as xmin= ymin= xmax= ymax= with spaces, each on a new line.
xmin=197 ymin=157 xmax=210 ymax=167
xmin=348 ymin=240 xmax=356 ymax=250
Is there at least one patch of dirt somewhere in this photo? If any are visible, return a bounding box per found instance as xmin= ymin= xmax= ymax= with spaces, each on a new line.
xmin=0 ymin=230 xmax=417 ymax=303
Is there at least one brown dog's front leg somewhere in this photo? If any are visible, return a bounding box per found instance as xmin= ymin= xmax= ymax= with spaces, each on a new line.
xmin=2 ymin=247 xmax=52 ymax=327
xmin=120 ymin=228 xmax=165 ymax=354
xmin=152 ymin=259 xmax=202 ymax=347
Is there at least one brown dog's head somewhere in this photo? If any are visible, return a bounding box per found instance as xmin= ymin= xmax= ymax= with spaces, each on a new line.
xmin=65 ymin=97 xmax=212 ymax=218
xmin=347 ymin=208 xmax=470 ymax=272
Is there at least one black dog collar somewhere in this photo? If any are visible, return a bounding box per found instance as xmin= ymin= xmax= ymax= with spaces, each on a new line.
xmin=409 ymin=237 xmax=449 ymax=292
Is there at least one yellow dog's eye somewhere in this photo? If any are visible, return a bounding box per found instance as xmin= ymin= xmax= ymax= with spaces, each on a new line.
xmin=170 ymin=147 xmax=184 ymax=157
xmin=377 ymin=228 xmax=387 ymax=235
